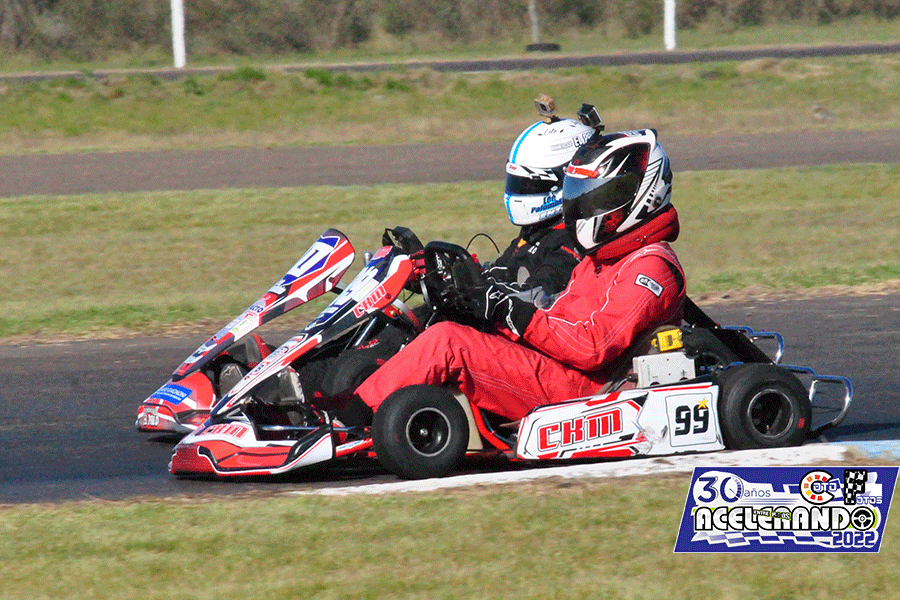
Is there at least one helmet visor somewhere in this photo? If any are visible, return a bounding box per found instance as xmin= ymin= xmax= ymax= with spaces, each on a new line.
xmin=562 ymin=172 xmax=641 ymax=252
xmin=505 ymin=167 xmax=564 ymax=197
xmin=562 ymin=172 xmax=640 ymax=219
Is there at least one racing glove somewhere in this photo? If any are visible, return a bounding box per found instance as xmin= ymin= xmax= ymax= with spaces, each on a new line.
xmin=456 ymin=283 xmax=537 ymax=337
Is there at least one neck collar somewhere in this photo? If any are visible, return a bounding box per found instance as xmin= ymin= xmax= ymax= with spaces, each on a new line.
xmin=590 ymin=206 xmax=680 ymax=263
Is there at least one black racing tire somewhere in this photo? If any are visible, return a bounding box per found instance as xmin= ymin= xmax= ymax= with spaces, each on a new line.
xmin=323 ymin=352 xmax=382 ymax=397
xmin=372 ymin=385 xmax=469 ymax=480
xmin=717 ymin=363 xmax=811 ymax=450
xmin=681 ymin=327 xmax=740 ymax=373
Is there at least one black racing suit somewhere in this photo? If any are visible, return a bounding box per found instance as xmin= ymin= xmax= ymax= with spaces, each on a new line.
xmin=482 ymin=218 xmax=582 ymax=307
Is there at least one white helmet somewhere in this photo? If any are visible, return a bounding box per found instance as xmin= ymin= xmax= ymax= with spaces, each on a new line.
xmin=562 ymin=129 xmax=673 ymax=253
xmin=505 ymin=115 xmax=594 ymax=226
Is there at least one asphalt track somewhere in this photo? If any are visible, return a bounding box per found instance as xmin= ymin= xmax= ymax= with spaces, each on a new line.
xmin=1 ymin=131 xmax=899 ymax=504
xmin=2 ymin=294 xmax=898 ymax=504
xmin=3 ymin=129 xmax=900 ymax=197
xmin=3 ymin=40 xmax=900 ymax=83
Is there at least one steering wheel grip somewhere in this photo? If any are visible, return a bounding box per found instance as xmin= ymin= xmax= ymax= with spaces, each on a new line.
xmin=382 ymin=226 xmax=425 ymax=255
xmin=422 ymin=241 xmax=484 ymax=314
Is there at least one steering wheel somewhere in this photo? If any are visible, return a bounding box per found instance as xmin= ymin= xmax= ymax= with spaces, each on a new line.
xmin=382 ymin=226 xmax=424 ymax=255
xmin=420 ymin=241 xmax=484 ymax=315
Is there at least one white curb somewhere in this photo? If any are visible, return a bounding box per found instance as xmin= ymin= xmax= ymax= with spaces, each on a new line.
xmin=293 ymin=444 xmax=854 ymax=496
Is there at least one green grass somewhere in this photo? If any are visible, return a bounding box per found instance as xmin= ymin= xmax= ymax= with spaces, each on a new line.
xmin=1 ymin=477 xmax=898 ymax=600
xmin=1 ymin=164 xmax=898 ymax=339
xmin=1 ymin=54 xmax=899 ymax=154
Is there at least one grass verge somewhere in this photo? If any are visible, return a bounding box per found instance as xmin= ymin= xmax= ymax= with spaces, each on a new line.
xmin=1 ymin=164 xmax=898 ymax=340
xmin=1 ymin=477 xmax=898 ymax=600
xmin=0 ymin=54 xmax=899 ymax=154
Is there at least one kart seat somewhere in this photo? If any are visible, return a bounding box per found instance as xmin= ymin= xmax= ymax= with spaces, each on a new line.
xmin=600 ymin=325 xmax=682 ymax=393
xmin=600 ymin=321 xmax=740 ymax=393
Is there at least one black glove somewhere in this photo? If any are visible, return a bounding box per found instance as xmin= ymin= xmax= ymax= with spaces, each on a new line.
xmin=455 ymin=283 xmax=536 ymax=336
xmin=484 ymin=275 xmax=529 ymax=294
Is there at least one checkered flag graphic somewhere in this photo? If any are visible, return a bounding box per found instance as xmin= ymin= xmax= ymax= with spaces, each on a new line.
xmin=691 ymin=530 xmax=837 ymax=549
xmin=844 ymin=469 xmax=868 ymax=505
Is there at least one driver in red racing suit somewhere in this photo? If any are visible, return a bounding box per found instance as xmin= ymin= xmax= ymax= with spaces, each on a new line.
xmin=340 ymin=125 xmax=686 ymax=425
xmin=300 ymin=97 xmax=592 ymax=402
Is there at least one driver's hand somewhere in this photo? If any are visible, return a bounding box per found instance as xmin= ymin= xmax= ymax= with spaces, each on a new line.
xmin=454 ymin=283 xmax=537 ymax=337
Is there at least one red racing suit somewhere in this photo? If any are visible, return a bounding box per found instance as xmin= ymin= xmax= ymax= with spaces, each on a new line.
xmin=355 ymin=206 xmax=686 ymax=421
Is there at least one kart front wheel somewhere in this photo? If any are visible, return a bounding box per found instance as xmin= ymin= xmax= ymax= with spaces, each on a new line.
xmin=372 ymin=385 xmax=469 ymax=480
xmin=717 ymin=363 xmax=811 ymax=449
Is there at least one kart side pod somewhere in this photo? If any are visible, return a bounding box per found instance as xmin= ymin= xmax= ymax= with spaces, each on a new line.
xmin=515 ymin=382 xmax=725 ymax=461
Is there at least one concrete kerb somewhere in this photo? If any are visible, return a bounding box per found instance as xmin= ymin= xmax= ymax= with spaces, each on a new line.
xmin=289 ymin=443 xmax=900 ymax=497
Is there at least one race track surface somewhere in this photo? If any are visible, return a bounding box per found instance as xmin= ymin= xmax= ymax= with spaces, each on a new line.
xmin=2 ymin=295 xmax=898 ymax=504
xmin=4 ymin=40 xmax=899 ymax=84
xmin=1 ymin=131 xmax=899 ymax=503
xmin=2 ymin=129 xmax=899 ymax=197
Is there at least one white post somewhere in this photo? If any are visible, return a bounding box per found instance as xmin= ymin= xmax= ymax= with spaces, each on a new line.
xmin=663 ymin=0 xmax=676 ymax=50
xmin=527 ymin=0 xmax=540 ymax=44
xmin=171 ymin=0 xmax=186 ymax=68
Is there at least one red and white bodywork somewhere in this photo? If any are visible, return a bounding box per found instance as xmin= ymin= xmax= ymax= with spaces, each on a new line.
xmin=172 ymin=382 xmax=726 ymax=477
xmin=163 ymin=234 xmax=853 ymax=480
xmin=170 ymin=239 xmax=419 ymax=476
xmin=516 ymin=384 xmax=724 ymax=460
xmin=137 ymin=229 xmax=355 ymax=435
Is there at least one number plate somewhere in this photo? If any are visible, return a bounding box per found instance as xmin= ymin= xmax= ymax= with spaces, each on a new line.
xmin=666 ymin=391 xmax=718 ymax=447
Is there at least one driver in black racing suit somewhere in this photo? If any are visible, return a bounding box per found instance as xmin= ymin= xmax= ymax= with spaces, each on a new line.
xmin=482 ymin=94 xmax=593 ymax=306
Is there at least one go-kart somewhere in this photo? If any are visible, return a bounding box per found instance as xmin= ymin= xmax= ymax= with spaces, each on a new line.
xmin=157 ymin=228 xmax=853 ymax=480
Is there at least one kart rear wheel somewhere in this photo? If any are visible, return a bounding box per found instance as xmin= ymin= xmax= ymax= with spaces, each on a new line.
xmin=717 ymin=363 xmax=810 ymax=449
xmin=372 ymin=385 xmax=469 ymax=480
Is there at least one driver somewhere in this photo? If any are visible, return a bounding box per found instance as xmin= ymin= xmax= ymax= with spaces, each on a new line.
xmin=481 ymin=94 xmax=593 ymax=304
xmin=300 ymin=97 xmax=594 ymax=403
xmin=337 ymin=124 xmax=686 ymax=426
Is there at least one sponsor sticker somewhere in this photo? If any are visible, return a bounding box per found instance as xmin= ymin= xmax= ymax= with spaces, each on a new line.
xmin=535 ymin=408 xmax=623 ymax=452
xmin=139 ymin=406 xmax=160 ymax=427
xmin=530 ymin=195 xmax=562 ymax=214
xmin=674 ymin=466 xmax=898 ymax=553
xmin=150 ymin=383 xmax=193 ymax=405
xmin=635 ymin=274 xmax=663 ymax=297
xmin=202 ymin=423 xmax=250 ymax=439
xmin=353 ymin=285 xmax=388 ymax=317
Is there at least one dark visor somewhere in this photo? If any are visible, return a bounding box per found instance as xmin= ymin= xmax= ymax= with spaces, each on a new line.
xmin=562 ymin=172 xmax=640 ymax=220
xmin=505 ymin=170 xmax=563 ymax=196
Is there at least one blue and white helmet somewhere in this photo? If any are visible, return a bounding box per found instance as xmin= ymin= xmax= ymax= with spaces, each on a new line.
xmin=505 ymin=115 xmax=594 ymax=226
